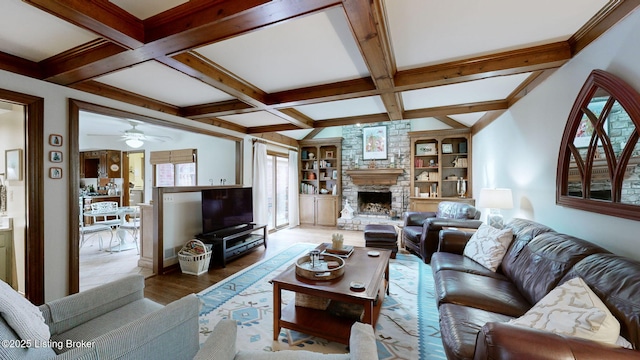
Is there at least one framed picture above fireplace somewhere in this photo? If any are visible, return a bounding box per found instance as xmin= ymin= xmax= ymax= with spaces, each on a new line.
xmin=363 ymin=125 xmax=387 ymax=160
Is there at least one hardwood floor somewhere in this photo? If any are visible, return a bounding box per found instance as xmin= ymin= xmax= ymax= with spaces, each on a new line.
xmin=144 ymin=226 xmax=368 ymax=305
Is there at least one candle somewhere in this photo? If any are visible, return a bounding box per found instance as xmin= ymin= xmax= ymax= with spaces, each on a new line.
xmin=390 ymin=155 xmax=395 ymax=163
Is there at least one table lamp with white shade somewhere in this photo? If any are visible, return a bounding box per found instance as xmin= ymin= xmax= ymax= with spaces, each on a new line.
xmin=478 ymin=188 xmax=513 ymax=229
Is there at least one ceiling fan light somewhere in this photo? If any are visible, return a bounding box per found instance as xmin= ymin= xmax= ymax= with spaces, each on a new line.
xmin=125 ymin=138 xmax=144 ymax=148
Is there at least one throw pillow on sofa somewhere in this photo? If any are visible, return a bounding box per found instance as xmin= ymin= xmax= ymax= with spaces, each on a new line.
xmin=0 ymin=279 xmax=50 ymax=343
xmin=463 ymin=223 xmax=513 ymax=272
xmin=507 ymin=277 xmax=620 ymax=345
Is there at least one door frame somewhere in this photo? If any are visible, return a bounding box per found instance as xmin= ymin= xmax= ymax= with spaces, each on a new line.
xmin=0 ymin=88 xmax=45 ymax=304
xmin=68 ymin=99 xmax=244 ymax=293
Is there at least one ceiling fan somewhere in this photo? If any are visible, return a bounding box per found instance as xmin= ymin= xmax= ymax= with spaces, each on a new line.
xmin=87 ymin=121 xmax=172 ymax=148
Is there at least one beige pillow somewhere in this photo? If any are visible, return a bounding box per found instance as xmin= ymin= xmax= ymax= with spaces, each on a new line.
xmin=463 ymin=223 xmax=513 ymax=272
xmin=508 ymin=277 xmax=620 ymax=345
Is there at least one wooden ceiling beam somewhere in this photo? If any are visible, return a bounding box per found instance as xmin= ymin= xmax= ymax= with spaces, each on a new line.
xmin=395 ymin=42 xmax=571 ymax=91
xmin=267 ymin=77 xmax=377 ymax=107
xmin=163 ymin=53 xmax=268 ymax=107
xmin=267 ymin=109 xmax=314 ymax=129
xmin=342 ymin=0 xmax=402 ymax=120
xmin=181 ymin=100 xmax=254 ymax=119
xmin=404 ymin=100 xmax=509 ymax=119
xmin=569 ymin=0 xmax=640 ymax=55
xmin=0 ymin=51 xmax=42 ymax=79
xmin=251 ymin=132 xmax=299 ymax=149
xmin=302 ymin=128 xmax=325 ymax=140
xmin=247 ymin=123 xmax=302 ymax=134
xmin=471 ymin=110 xmax=507 ymax=135
xmin=24 ymin=0 xmax=144 ymax=49
xmin=41 ymin=39 xmax=127 ymax=82
xmin=191 ymin=117 xmax=248 ymax=134
xmin=69 ymin=80 xmax=180 ymax=115
xmin=508 ymin=69 xmax=557 ymax=106
xmin=313 ymin=113 xmax=390 ymax=128
xmin=38 ymin=0 xmax=341 ymax=85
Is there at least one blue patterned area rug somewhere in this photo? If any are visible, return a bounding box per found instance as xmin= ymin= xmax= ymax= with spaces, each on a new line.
xmin=197 ymin=243 xmax=445 ymax=360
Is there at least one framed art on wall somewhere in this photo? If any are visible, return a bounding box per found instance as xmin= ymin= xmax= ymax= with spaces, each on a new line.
xmin=363 ymin=125 xmax=387 ymax=160
xmin=50 ymin=151 xmax=63 ymax=163
xmin=49 ymin=167 xmax=62 ymax=179
xmin=5 ymin=149 xmax=22 ymax=181
xmin=49 ymin=134 xmax=63 ymax=146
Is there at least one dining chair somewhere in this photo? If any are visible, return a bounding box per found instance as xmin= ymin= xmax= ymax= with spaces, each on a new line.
xmin=119 ymin=206 xmax=140 ymax=254
xmin=90 ymin=201 xmax=121 ymax=228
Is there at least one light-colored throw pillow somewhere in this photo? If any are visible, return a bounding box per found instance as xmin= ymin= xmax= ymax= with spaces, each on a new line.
xmin=463 ymin=223 xmax=513 ymax=272
xmin=0 ymin=280 xmax=50 ymax=343
xmin=508 ymin=277 xmax=620 ymax=345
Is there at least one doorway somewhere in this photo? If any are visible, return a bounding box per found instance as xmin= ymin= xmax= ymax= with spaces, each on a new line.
xmin=266 ymin=152 xmax=289 ymax=231
xmin=0 ymin=88 xmax=44 ymax=304
xmin=127 ymin=152 xmax=145 ymax=206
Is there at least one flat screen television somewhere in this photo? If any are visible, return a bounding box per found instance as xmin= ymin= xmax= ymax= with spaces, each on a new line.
xmin=201 ymin=187 xmax=253 ymax=234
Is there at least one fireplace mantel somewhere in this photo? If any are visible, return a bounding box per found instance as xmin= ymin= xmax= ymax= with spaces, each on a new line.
xmin=345 ymin=168 xmax=404 ymax=185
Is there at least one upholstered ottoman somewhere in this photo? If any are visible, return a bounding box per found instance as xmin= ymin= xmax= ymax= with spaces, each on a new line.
xmin=364 ymin=224 xmax=398 ymax=258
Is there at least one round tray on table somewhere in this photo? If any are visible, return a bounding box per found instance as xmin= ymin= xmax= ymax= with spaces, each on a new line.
xmin=295 ymin=253 xmax=345 ymax=280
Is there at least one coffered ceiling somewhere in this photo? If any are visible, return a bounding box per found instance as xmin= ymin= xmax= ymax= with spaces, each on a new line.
xmin=0 ymin=0 xmax=636 ymax=145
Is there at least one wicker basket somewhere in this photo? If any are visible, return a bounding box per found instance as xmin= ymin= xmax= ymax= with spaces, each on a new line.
xmin=295 ymin=293 xmax=331 ymax=310
xmin=178 ymin=239 xmax=212 ymax=275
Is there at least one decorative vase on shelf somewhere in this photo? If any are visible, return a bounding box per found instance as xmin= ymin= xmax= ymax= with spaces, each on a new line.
xmin=457 ymin=179 xmax=467 ymax=198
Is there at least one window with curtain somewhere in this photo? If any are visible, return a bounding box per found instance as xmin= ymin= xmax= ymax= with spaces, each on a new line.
xmin=150 ymin=149 xmax=197 ymax=186
xmin=266 ymin=152 xmax=289 ymax=230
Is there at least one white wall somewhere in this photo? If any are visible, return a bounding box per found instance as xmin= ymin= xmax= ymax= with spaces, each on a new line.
xmin=0 ymin=68 xmax=250 ymax=301
xmin=473 ymin=9 xmax=640 ymax=260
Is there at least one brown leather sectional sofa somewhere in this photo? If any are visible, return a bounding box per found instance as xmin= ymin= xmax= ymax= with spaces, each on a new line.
xmin=431 ymin=218 xmax=640 ymax=360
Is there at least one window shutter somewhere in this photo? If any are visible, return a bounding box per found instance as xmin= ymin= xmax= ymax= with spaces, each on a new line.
xmin=170 ymin=149 xmax=195 ymax=164
xmin=149 ymin=151 xmax=171 ymax=165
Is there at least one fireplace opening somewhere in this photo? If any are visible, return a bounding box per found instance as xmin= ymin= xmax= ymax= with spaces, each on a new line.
xmin=357 ymin=191 xmax=392 ymax=215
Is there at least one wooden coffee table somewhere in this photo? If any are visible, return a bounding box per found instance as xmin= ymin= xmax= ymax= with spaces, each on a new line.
xmin=271 ymin=244 xmax=391 ymax=344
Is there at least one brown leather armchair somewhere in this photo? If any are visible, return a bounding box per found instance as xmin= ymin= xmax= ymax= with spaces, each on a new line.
xmin=402 ymin=201 xmax=481 ymax=263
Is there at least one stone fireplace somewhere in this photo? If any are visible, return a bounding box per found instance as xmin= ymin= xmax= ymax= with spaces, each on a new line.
xmin=358 ymin=191 xmax=392 ymax=215
xmin=337 ymin=120 xmax=412 ymax=231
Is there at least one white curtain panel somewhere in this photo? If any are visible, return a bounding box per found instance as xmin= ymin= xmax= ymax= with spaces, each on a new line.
xmin=288 ymin=150 xmax=300 ymax=227
xmin=252 ymin=142 xmax=268 ymax=226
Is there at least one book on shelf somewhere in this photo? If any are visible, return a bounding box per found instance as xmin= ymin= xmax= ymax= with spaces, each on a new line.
xmin=322 ymin=244 xmax=354 ymax=258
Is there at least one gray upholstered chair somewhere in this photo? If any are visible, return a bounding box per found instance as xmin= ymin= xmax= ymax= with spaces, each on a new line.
xmin=402 ymin=201 xmax=481 ymax=263
xmin=0 ymin=274 xmax=200 ymax=360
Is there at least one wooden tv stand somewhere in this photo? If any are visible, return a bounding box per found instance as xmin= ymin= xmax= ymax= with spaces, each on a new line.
xmin=197 ymin=223 xmax=267 ymax=267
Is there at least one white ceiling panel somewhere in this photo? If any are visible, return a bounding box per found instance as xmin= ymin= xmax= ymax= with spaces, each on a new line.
xmin=294 ymin=96 xmax=386 ymax=120
xmin=402 ymin=72 xmax=532 ymax=110
xmin=79 ymin=111 xmax=185 ymax=148
xmin=277 ymin=128 xmax=316 ymax=140
xmin=94 ymin=61 xmax=234 ymax=107
xmin=410 ymin=118 xmax=454 ymax=132
xmin=194 ymin=7 xmax=370 ymax=93
xmin=450 ymin=112 xmax=488 ymax=127
xmin=385 ymin=0 xmax=609 ymax=69
xmin=218 ymin=112 xmax=289 ymax=128
xmin=109 ymin=0 xmax=188 ymax=20
xmin=0 ymin=0 xmax=99 ymax=62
